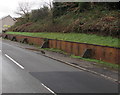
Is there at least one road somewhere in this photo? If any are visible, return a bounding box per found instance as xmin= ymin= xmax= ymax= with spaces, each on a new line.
xmin=0 ymin=40 xmax=119 ymax=94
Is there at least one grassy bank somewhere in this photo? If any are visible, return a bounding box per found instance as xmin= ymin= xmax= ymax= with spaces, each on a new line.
xmin=6 ymin=32 xmax=119 ymax=48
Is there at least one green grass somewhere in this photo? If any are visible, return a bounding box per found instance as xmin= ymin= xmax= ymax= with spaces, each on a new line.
xmin=71 ymin=55 xmax=119 ymax=70
xmin=39 ymin=47 xmax=119 ymax=70
xmin=41 ymin=48 xmax=67 ymax=54
xmin=6 ymin=32 xmax=119 ymax=48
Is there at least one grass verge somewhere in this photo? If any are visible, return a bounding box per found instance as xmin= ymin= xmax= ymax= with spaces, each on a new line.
xmin=39 ymin=47 xmax=119 ymax=70
xmin=41 ymin=48 xmax=67 ymax=55
xmin=6 ymin=32 xmax=119 ymax=48
xmin=71 ymin=55 xmax=119 ymax=70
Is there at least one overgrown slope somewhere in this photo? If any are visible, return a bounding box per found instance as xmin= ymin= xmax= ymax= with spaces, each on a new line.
xmin=9 ymin=2 xmax=120 ymax=38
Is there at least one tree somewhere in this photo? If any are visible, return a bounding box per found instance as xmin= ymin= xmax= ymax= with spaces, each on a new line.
xmin=43 ymin=0 xmax=54 ymax=23
xmin=15 ymin=2 xmax=32 ymax=21
xmin=43 ymin=0 xmax=53 ymax=10
xmin=30 ymin=6 xmax=50 ymax=22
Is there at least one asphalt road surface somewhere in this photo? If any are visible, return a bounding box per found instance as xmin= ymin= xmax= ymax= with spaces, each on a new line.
xmin=0 ymin=40 xmax=119 ymax=94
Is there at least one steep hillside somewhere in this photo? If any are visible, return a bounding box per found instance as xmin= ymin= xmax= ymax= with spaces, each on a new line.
xmin=8 ymin=2 xmax=120 ymax=38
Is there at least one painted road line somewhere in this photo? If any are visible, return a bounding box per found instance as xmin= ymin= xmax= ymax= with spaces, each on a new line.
xmin=5 ymin=54 xmax=24 ymax=69
xmin=41 ymin=83 xmax=57 ymax=95
xmin=0 ymin=50 xmax=1 ymax=52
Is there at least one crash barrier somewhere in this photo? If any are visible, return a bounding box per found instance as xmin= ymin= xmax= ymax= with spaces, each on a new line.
xmin=2 ymin=34 xmax=120 ymax=64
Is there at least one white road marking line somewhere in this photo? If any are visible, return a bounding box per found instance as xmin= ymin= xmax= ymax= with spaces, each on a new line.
xmin=0 ymin=50 xmax=1 ymax=52
xmin=5 ymin=54 xmax=24 ymax=69
xmin=41 ymin=83 xmax=57 ymax=95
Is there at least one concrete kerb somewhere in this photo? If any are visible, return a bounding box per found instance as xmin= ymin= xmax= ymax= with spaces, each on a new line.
xmin=40 ymin=53 xmax=119 ymax=84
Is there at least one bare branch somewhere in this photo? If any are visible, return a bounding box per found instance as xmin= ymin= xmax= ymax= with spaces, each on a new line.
xmin=43 ymin=0 xmax=53 ymax=10
xmin=15 ymin=2 xmax=32 ymax=17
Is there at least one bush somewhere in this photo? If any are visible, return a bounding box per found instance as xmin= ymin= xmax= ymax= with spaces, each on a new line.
xmin=30 ymin=6 xmax=50 ymax=22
